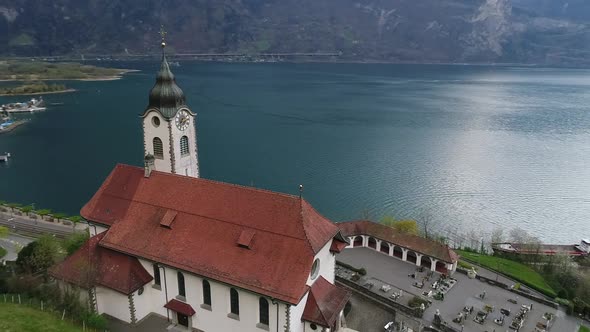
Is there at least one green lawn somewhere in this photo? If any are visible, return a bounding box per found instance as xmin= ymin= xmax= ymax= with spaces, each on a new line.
xmin=580 ymin=326 xmax=590 ymax=332
xmin=0 ymin=302 xmax=82 ymax=332
xmin=457 ymin=250 xmax=557 ymax=298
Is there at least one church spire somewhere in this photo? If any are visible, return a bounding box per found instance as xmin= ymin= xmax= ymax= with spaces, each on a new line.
xmin=147 ymin=26 xmax=186 ymax=119
xmin=141 ymin=26 xmax=200 ymax=178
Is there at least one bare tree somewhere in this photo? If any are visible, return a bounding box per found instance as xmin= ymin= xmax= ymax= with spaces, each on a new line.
xmin=419 ymin=213 xmax=438 ymax=240
xmin=491 ymin=228 xmax=504 ymax=244
xmin=509 ymin=227 xmax=529 ymax=244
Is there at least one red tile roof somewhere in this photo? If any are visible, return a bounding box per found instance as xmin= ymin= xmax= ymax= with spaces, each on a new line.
xmin=160 ymin=210 xmax=177 ymax=228
xmin=338 ymin=220 xmax=458 ymax=263
xmin=49 ymin=233 xmax=153 ymax=295
xmin=82 ymin=164 xmax=340 ymax=304
xmin=164 ymin=299 xmax=196 ymax=316
xmin=302 ymin=277 xmax=351 ymax=328
xmin=330 ymin=238 xmax=348 ymax=254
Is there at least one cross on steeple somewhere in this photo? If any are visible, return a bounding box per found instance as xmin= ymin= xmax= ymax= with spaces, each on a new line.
xmin=159 ymin=25 xmax=167 ymax=50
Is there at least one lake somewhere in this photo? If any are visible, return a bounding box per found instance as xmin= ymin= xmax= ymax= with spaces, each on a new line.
xmin=1 ymin=62 xmax=589 ymax=244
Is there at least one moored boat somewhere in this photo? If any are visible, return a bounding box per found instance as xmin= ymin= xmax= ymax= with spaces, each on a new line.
xmin=0 ymin=152 xmax=10 ymax=162
xmin=492 ymin=239 xmax=590 ymax=257
xmin=1 ymin=97 xmax=46 ymax=113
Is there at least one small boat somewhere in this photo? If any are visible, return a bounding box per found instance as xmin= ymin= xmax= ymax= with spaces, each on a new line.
xmin=1 ymin=97 xmax=46 ymax=113
xmin=492 ymin=239 xmax=590 ymax=257
xmin=0 ymin=121 xmax=13 ymax=130
xmin=0 ymin=152 xmax=10 ymax=162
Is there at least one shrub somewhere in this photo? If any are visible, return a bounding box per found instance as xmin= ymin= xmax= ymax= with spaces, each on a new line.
xmin=67 ymin=216 xmax=83 ymax=223
xmin=458 ymin=261 xmax=476 ymax=270
xmin=84 ymin=312 xmax=108 ymax=330
xmin=555 ymin=298 xmax=570 ymax=306
xmin=63 ymin=232 xmax=89 ymax=255
xmin=336 ymin=261 xmax=367 ymax=276
xmin=408 ymin=296 xmax=429 ymax=308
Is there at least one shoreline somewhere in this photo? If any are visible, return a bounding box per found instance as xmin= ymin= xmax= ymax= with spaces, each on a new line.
xmin=0 ymin=88 xmax=77 ymax=97
xmin=0 ymin=69 xmax=140 ymax=82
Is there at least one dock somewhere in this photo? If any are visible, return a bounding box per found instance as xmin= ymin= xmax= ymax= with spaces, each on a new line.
xmin=4 ymin=106 xmax=46 ymax=113
xmin=0 ymin=120 xmax=28 ymax=134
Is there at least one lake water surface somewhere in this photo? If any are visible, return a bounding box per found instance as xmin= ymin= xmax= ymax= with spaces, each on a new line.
xmin=1 ymin=62 xmax=589 ymax=244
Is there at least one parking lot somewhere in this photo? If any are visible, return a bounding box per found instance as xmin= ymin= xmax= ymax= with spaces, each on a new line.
xmin=338 ymin=247 xmax=579 ymax=332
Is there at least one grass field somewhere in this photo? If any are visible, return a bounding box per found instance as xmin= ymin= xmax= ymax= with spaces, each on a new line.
xmin=580 ymin=326 xmax=590 ymax=332
xmin=457 ymin=250 xmax=557 ymax=298
xmin=0 ymin=302 xmax=82 ymax=332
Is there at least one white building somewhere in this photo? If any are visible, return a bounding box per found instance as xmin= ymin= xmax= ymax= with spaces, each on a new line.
xmin=338 ymin=220 xmax=458 ymax=274
xmin=50 ymin=45 xmax=351 ymax=332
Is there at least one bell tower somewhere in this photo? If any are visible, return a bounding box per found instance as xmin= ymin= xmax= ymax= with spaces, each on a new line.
xmin=141 ymin=27 xmax=199 ymax=178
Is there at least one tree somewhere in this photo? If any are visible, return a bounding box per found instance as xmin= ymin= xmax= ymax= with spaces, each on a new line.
xmin=6 ymin=202 xmax=21 ymax=213
xmin=36 ymin=209 xmax=52 ymax=220
xmin=19 ymin=205 xmax=34 ymax=217
xmin=16 ymin=235 xmax=65 ymax=276
xmin=419 ymin=214 xmax=437 ymax=239
xmin=67 ymin=215 xmax=83 ymax=230
xmin=64 ymin=232 xmax=89 ymax=256
xmin=53 ymin=212 xmax=67 ymax=223
xmin=509 ymin=227 xmax=529 ymax=244
xmin=380 ymin=216 xmax=419 ymax=235
xmin=576 ymin=274 xmax=590 ymax=302
xmin=491 ymin=228 xmax=504 ymax=244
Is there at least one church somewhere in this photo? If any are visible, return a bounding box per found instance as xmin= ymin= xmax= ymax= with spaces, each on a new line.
xmin=49 ymin=39 xmax=352 ymax=332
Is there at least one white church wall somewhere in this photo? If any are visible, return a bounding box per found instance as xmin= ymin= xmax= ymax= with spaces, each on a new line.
xmin=289 ymin=291 xmax=308 ymax=332
xmin=306 ymin=240 xmax=336 ymax=285
xmin=170 ymin=111 xmax=199 ymax=178
xmin=304 ymin=321 xmax=329 ymax=332
xmin=143 ymin=110 xmax=173 ymax=173
xmin=138 ymin=259 xmax=169 ymax=318
xmin=139 ymin=259 xmax=288 ymax=332
xmin=131 ymin=285 xmax=153 ymax=323
xmin=95 ymin=286 xmax=131 ymax=323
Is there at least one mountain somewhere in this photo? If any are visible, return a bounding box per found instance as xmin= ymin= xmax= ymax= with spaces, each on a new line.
xmin=3 ymin=0 xmax=590 ymax=65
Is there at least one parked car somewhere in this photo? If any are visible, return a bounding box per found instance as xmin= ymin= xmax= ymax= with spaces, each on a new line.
xmin=474 ymin=311 xmax=488 ymax=324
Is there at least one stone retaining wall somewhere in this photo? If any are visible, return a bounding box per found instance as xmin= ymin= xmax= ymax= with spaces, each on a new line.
xmin=336 ymin=276 xmax=423 ymax=318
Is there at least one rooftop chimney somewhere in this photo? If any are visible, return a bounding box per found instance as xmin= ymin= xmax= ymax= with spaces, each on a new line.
xmin=144 ymin=154 xmax=156 ymax=178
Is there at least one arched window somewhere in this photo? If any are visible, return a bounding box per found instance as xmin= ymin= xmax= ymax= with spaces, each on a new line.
xmin=153 ymin=137 xmax=163 ymax=159
xmin=180 ymin=136 xmax=189 ymax=156
xmin=202 ymin=280 xmax=211 ymax=306
xmin=259 ymin=297 xmax=269 ymax=326
xmin=177 ymin=272 xmax=186 ymax=297
xmin=153 ymin=264 xmax=161 ymax=286
xmin=230 ymin=288 xmax=239 ymax=316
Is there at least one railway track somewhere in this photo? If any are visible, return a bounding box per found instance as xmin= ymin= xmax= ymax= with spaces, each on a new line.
xmin=0 ymin=219 xmax=81 ymax=239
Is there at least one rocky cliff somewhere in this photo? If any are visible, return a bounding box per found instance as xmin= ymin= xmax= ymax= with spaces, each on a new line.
xmin=2 ymin=0 xmax=590 ymax=65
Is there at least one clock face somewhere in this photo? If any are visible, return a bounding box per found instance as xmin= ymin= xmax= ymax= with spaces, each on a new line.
xmin=175 ymin=110 xmax=190 ymax=131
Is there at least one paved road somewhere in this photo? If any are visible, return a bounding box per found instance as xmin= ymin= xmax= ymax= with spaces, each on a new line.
xmin=0 ymin=211 xmax=86 ymax=238
xmin=0 ymin=234 xmax=33 ymax=262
